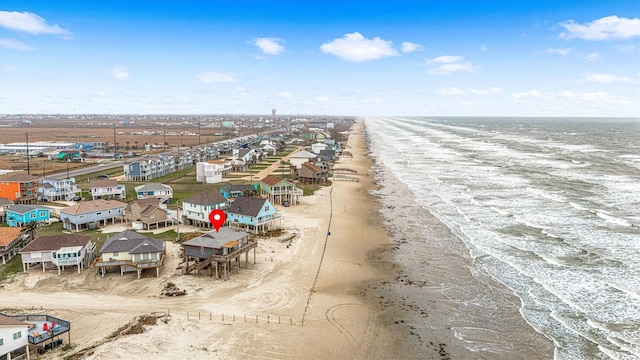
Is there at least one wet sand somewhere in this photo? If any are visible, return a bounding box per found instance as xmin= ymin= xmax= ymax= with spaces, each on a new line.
xmin=0 ymin=118 xmax=552 ymax=359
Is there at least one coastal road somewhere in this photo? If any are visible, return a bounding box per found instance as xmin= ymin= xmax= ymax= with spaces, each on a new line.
xmin=45 ymin=160 xmax=126 ymax=180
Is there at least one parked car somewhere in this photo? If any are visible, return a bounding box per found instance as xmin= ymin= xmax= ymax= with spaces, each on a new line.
xmin=98 ymin=174 xmax=109 ymax=179
xmin=72 ymin=196 xmax=82 ymax=201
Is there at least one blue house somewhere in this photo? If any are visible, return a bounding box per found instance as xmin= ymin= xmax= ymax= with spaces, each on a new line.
xmin=6 ymin=205 xmax=50 ymax=227
xmin=227 ymin=196 xmax=281 ymax=234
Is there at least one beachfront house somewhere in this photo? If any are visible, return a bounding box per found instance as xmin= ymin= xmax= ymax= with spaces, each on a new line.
xmin=124 ymin=198 xmax=171 ymax=230
xmin=1 ymin=312 xmax=72 ymax=356
xmin=94 ymin=229 xmax=165 ymax=279
xmin=40 ymin=178 xmax=82 ymax=202
xmin=89 ymin=179 xmax=126 ymax=200
xmin=124 ymin=156 xmax=172 ymax=181
xmin=297 ymin=162 xmax=326 ymax=184
xmin=0 ymin=227 xmax=25 ymax=265
xmin=134 ymin=183 xmax=173 ymax=204
xmin=182 ymin=190 xmax=228 ymax=228
xmin=6 ymin=205 xmax=50 ymax=228
xmin=19 ymin=234 xmax=95 ymax=274
xmin=59 ymin=199 xmax=126 ymax=232
xmin=0 ymin=313 xmax=31 ymax=360
xmin=0 ymin=173 xmax=42 ymax=205
xmin=259 ymin=175 xmax=303 ymax=206
xmin=182 ymin=227 xmax=256 ymax=280
xmin=227 ymin=196 xmax=281 ymax=234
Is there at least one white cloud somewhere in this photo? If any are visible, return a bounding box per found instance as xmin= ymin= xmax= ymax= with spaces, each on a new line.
xmin=438 ymin=87 xmax=464 ymax=95
xmin=401 ymin=41 xmax=423 ymax=53
xmin=559 ymin=15 xmax=640 ymax=40
xmin=320 ymin=32 xmax=399 ymax=62
xmin=470 ymin=87 xmax=503 ymax=95
xmin=0 ymin=11 xmax=71 ymax=37
xmin=585 ymin=73 xmax=630 ymax=83
xmin=253 ymin=37 xmax=286 ymax=55
xmin=278 ymin=91 xmax=293 ymax=99
xmin=315 ymin=96 xmax=330 ymax=102
xmin=0 ymin=37 xmax=34 ymax=51
xmin=111 ymin=66 xmax=129 ymax=80
xmin=559 ymin=90 xmax=616 ymax=101
xmin=195 ymin=71 xmax=236 ymax=83
xmin=461 ymin=101 xmax=473 ymax=106
xmin=542 ymin=48 xmax=575 ymax=56
xmin=429 ymin=55 xmax=464 ymax=63
xmin=512 ymin=89 xmax=544 ymax=99
xmin=429 ymin=61 xmax=478 ymax=76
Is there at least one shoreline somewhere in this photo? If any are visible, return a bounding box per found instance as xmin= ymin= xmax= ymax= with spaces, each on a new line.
xmin=0 ymin=117 xmax=553 ymax=359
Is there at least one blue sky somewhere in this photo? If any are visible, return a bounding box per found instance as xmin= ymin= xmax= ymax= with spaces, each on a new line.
xmin=1 ymin=1 xmax=639 ymax=116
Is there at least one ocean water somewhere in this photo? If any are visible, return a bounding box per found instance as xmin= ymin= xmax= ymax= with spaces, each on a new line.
xmin=365 ymin=116 xmax=640 ymax=360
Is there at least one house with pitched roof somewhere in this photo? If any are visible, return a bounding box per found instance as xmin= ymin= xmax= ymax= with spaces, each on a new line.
xmin=0 ymin=227 xmax=25 ymax=265
xmin=182 ymin=190 xmax=228 ymax=228
xmin=124 ymin=198 xmax=171 ymax=230
xmin=94 ymin=230 xmax=165 ymax=279
xmin=288 ymin=150 xmax=318 ymax=169
xmin=0 ymin=313 xmax=31 ymax=360
xmin=89 ymin=179 xmax=126 ymax=200
xmin=59 ymin=199 xmax=126 ymax=232
xmin=227 ymin=196 xmax=281 ymax=234
xmin=259 ymin=175 xmax=303 ymax=206
xmin=0 ymin=198 xmax=15 ymax=222
xmin=6 ymin=205 xmax=50 ymax=228
xmin=297 ymin=162 xmax=326 ymax=184
xmin=40 ymin=177 xmax=82 ymax=202
xmin=19 ymin=234 xmax=95 ymax=274
xmin=182 ymin=227 xmax=256 ymax=280
xmin=0 ymin=173 xmax=41 ymax=204
xmin=134 ymin=183 xmax=173 ymax=204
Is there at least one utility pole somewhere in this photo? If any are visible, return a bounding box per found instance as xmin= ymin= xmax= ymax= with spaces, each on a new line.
xmin=25 ymin=132 xmax=30 ymax=174
xmin=163 ymin=124 xmax=166 ymax=151
xmin=198 ymin=121 xmax=201 ymax=146
xmin=113 ymin=126 xmax=117 ymax=160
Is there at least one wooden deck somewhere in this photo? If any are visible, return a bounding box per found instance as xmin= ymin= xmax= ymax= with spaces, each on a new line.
xmin=184 ymin=240 xmax=257 ymax=280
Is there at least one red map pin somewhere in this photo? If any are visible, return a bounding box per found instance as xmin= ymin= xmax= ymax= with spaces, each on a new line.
xmin=208 ymin=209 xmax=226 ymax=232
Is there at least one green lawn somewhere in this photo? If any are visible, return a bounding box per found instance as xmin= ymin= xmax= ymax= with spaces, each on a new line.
xmin=0 ymin=256 xmax=23 ymax=283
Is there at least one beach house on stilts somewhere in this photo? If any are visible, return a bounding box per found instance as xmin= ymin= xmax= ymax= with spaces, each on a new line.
xmin=181 ymin=227 xmax=256 ymax=280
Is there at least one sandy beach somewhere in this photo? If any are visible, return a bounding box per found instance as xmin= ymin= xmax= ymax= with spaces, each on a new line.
xmin=0 ymin=119 xmax=427 ymax=359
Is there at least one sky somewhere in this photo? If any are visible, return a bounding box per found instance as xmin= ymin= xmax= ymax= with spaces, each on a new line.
xmin=0 ymin=1 xmax=639 ymax=117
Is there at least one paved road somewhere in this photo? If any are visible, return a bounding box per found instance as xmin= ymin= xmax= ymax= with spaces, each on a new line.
xmin=46 ymin=160 xmax=126 ymax=180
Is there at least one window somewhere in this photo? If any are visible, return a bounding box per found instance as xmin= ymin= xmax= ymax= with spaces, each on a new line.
xmin=30 ymin=213 xmax=36 ymax=219
xmin=79 ymin=215 xmax=86 ymax=219
xmin=113 ymin=252 xmax=119 ymax=257
xmin=265 ymin=206 xmax=270 ymax=212
xmin=40 ymin=211 xmax=47 ymax=217
xmin=0 ymin=337 xmax=3 ymax=345
xmin=13 ymin=331 xmax=22 ymax=340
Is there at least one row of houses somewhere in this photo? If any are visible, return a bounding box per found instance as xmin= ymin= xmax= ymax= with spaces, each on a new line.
xmin=124 ymin=134 xmax=259 ymax=182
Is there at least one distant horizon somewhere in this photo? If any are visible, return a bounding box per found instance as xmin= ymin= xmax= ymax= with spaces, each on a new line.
xmin=1 ymin=1 xmax=639 ymax=116
xmin=1 ymin=113 xmax=638 ymax=120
